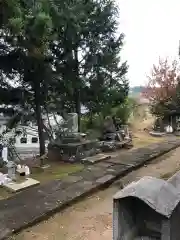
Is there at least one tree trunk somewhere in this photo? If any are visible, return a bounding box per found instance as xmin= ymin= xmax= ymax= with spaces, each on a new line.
xmin=75 ymin=90 xmax=81 ymax=132
xmin=89 ymin=111 xmax=93 ymax=126
xmin=34 ymin=82 xmax=46 ymax=158
xmin=44 ymin=106 xmax=54 ymax=139
xmin=74 ymin=48 xmax=81 ymax=132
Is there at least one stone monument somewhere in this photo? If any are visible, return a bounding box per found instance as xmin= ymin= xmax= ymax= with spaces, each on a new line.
xmin=66 ymin=113 xmax=78 ymax=133
xmin=113 ymin=176 xmax=180 ymax=240
xmin=48 ymin=112 xmax=98 ymax=162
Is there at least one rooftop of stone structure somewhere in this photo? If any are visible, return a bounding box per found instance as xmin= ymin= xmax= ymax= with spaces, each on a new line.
xmin=113 ymin=176 xmax=180 ymax=218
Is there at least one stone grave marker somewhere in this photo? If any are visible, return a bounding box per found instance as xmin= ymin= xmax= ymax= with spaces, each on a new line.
xmin=113 ymin=176 xmax=180 ymax=240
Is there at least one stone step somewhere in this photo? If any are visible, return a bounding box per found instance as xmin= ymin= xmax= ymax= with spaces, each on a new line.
xmin=99 ymin=140 xmax=133 ymax=152
xmin=81 ymin=153 xmax=111 ymax=164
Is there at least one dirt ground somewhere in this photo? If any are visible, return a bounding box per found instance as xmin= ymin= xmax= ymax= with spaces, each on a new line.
xmin=13 ymin=146 xmax=180 ymax=240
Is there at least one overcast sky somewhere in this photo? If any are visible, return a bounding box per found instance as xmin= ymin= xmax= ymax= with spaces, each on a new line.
xmin=117 ymin=0 xmax=180 ymax=86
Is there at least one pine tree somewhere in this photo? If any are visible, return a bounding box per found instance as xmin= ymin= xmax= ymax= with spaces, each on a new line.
xmin=51 ymin=0 xmax=129 ymax=125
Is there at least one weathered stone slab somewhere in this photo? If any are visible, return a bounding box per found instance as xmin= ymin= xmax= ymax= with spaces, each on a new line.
xmin=0 ymin=181 xmax=103 ymax=235
xmin=107 ymin=142 xmax=179 ymax=167
xmin=149 ymin=131 xmax=166 ymax=137
xmin=77 ymin=167 xmax=107 ymax=181
xmin=96 ymin=174 xmax=115 ymax=184
xmin=95 ymin=162 xmax=114 ymax=168
xmin=106 ymin=164 xmax=131 ymax=176
xmin=105 ymin=156 xmax=136 ymax=166
xmin=3 ymin=178 xmax=40 ymax=193
xmin=81 ymin=153 xmax=111 ymax=164
xmin=61 ymin=175 xmax=83 ymax=183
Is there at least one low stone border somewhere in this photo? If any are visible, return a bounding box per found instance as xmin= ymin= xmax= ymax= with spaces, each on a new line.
xmin=0 ymin=138 xmax=180 ymax=239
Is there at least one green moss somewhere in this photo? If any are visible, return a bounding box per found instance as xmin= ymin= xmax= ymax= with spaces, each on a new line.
xmin=31 ymin=163 xmax=84 ymax=183
xmin=133 ymin=137 xmax=164 ymax=147
xmin=0 ymin=187 xmax=13 ymax=200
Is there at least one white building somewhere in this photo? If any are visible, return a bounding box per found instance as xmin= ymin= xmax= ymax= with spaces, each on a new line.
xmin=0 ymin=112 xmax=78 ymax=160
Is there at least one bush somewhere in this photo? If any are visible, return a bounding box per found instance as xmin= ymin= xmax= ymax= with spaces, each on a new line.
xmin=81 ymin=97 xmax=137 ymax=132
xmin=81 ymin=113 xmax=104 ymax=132
xmin=111 ymin=97 xmax=137 ymax=124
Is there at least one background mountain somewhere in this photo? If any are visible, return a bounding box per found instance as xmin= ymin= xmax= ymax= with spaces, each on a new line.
xmin=129 ymin=86 xmax=144 ymax=97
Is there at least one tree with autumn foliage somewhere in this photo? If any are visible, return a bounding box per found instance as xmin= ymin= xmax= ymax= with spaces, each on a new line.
xmin=142 ymin=58 xmax=180 ymax=117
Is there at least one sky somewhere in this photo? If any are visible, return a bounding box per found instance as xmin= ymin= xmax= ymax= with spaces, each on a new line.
xmin=117 ymin=0 xmax=180 ymax=86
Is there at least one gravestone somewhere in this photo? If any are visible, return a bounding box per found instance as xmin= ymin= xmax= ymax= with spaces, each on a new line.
xmin=113 ymin=176 xmax=180 ymax=240
xmin=66 ymin=113 xmax=78 ymax=133
xmin=48 ymin=113 xmax=98 ymax=162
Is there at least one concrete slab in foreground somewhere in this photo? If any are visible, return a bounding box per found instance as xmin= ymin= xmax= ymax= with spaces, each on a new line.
xmin=3 ymin=178 xmax=40 ymax=193
xmin=0 ymin=138 xmax=180 ymax=240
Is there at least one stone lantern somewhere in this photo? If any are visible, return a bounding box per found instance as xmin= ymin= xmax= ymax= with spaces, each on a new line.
xmin=6 ymin=161 xmax=16 ymax=181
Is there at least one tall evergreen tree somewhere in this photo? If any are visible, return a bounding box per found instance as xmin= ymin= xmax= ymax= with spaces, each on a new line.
xmin=50 ymin=0 xmax=129 ymax=127
xmin=0 ymin=0 xmax=54 ymax=155
xmin=0 ymin=0 xmax=129 ymax=156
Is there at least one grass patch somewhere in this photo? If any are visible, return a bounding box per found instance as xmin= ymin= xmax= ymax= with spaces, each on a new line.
xmin=133 ymin=134 xmax=165 ymax=148
xmin=86 ymin=129 xmax=101 ymax=140
xmin=0 ymin=163 xmax=84 ymax=200
xmin=31 ymin=163 xmax=84 ymax=183
xmin=0 ymin=187 xmax=13 ymax=200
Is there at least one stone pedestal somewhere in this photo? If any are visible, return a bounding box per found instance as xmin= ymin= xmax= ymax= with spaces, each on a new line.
xmin=48 ymin=138 xmax=98 ymax=162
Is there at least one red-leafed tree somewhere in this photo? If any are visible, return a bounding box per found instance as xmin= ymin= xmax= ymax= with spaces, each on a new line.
xmin=143 ymin=58 xmax=179 ymax=103
xmin=142 ymin=58 xmax=180 ymax=117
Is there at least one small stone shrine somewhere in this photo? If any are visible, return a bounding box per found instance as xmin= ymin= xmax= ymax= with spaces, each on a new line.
xmin=113 ymin=176 xmax=180 ymax=240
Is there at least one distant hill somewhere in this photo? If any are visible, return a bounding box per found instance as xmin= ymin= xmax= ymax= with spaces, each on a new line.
xmin=129 ymin=86 xmax=144 ymax=97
